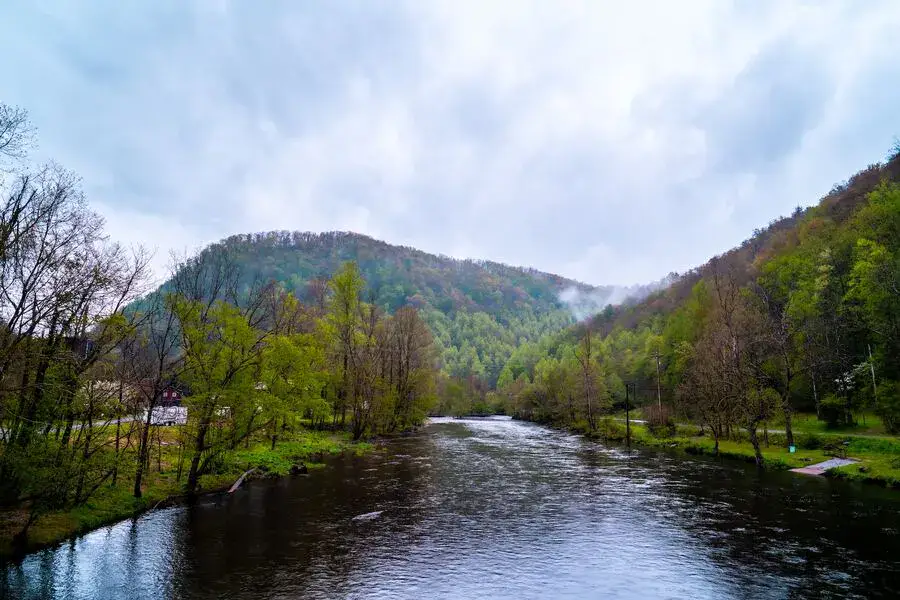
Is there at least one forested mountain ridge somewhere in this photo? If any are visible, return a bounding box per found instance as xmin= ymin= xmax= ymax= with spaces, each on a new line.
xmin=205 ymin=230 xmax=598 ymax=315
xmin=156 ymin=231 xmax=639 ymax=387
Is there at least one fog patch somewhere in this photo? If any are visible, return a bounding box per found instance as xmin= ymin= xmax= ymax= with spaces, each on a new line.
xmin=559 ymin=274 xmax=679 ymax=321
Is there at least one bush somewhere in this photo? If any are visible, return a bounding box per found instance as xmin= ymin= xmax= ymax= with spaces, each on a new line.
xmin=593 ymin=418 xmax=627 ymax=442
xmin=847 ymin=435 xmax=900 ymax=455
xmin=795 ymin=433 xmax=823 ymax=450
xmin=767 ymin=433 xmax=788 ymax=448
xmin=821 ymin=394 xmax=852 ymax=429
xmin=876 ymin=381 xmax=900 ymax=434
xmin=644 ymin=404 xmax=676 ymax=438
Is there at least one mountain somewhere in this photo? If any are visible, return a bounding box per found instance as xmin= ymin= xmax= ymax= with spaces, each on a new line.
xmin=212 ymin=231 xmax=596 ymax=314
xmin=593 ymin=150 xmax=900 ymax=337
xmin=169 ymin=231 xmax=631 ymax=386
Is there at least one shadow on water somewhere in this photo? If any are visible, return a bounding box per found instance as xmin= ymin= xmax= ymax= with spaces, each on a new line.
xmin=4 ymin=416 xmax=900 ymax=599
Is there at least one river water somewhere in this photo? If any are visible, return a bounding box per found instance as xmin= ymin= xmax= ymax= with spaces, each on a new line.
xmin=3 ymin=416 xmax=900 ymax=599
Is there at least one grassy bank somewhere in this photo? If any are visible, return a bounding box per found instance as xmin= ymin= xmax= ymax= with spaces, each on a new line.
xmin=0 ymin=427 xmax=372 ymax=561
xmin=573 ymin=417 xmax=900 ymax=487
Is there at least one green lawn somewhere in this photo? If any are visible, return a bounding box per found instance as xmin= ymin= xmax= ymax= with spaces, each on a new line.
xmin=0 ymin=426 xmax=371 ymax=559
xmin=786 ymin=411 xmax=888 ymax=436
xmin=587 ymin=415 xmax=900 ymax=487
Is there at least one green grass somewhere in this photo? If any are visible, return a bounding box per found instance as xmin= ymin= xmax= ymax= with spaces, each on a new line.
xmin=579 ymin=416 xmax=900 ymax=486
xmin=226 ymin=431 xmax=352 ymax=476
xmin=786 ymin=412 xmax=888 ymax=435
xmin=623 ymin=426 xmax=827 ymax=470
xmin=610 ymin=408 xmax=646 ymax=420
xmin=0 ymin=427 xmax=372 ymax=560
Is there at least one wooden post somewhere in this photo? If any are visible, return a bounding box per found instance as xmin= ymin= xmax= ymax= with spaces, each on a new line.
xmin=625 ymin=382 xmax=631 ymax=447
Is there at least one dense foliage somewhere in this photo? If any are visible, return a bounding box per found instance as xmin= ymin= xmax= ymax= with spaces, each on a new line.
xmin=0 ymin=106 xmax=437 ymax=548
xmin=491 ymin=150 xmax=900 ymax=464
xmin=174 ymin=231 xmax=606 ymax=388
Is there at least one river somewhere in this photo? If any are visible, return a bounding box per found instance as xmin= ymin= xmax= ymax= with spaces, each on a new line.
xmin=3 ymin=416 xmax=900 ymax=599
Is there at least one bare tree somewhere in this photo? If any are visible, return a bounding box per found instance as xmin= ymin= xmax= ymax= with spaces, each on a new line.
xmin=0 ymin=156 xmax=149 ymax=517
xmin=129 ymin=291 xmax=182 ymax=498
xmin=385 ymin=306 xmax=435 ymax=431
xmin=575 ymin=327 xmax=599 ymax=431
xmin=0 ymin=104 xmax=34 ymax=165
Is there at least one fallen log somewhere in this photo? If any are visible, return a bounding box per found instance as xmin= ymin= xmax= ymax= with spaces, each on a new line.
xmin=228 ymin=468 xmax=258 ymax=494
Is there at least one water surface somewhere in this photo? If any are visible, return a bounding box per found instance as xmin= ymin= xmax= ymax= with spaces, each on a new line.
xmin=4 ymin=417 xmax=900 ymax=599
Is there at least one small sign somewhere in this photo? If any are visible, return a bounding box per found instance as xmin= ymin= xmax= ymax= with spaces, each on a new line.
xmin=789 ymin=445 xmax=796 ymax=454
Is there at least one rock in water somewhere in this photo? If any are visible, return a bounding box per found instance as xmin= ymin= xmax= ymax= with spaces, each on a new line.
xmin=290 ymin=463 xmax=308 ymax=475
xmin=351 ymin=511 xmax=383 ymax=522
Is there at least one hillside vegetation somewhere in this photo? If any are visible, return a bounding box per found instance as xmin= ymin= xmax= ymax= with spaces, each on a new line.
xmin=491 ymin=146 xmax=900 ymax=469
xmin=171 ymin=231 xmax=610 ymax=388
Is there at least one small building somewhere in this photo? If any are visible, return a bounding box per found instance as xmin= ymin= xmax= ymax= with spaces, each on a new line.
xmin=158 ymin=386 xmax=183 ymax=407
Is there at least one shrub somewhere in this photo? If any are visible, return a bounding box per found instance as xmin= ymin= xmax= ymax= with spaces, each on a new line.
xmin=593 ymin=418 xmax=627 ymax=442
xmin=875 ymin=381 xmax=900 ymax=434
xmin=847 ymin=435 xmax=900 ymax=454
xmin=644 ymin=404 xmax=676 ymax=438
xmin=820 ymin=394 xmax=851 ymax=429
xmin=795 ymin=433 xmax=823 ymax=450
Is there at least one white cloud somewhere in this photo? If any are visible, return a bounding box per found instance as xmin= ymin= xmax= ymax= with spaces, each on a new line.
xmin=2 ymin=1 xmax=900 ymax=285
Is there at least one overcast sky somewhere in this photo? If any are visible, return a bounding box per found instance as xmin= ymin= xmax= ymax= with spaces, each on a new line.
xmin=2 ymin=1 xmax=899 ymax=286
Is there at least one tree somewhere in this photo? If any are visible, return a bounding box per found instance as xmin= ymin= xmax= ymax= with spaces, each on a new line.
xmin=575 ymin=327 xmax=602 ymax=431
xmin=168 ymin=249 xmax=273 ymax=495
xmin=678 ymin=326 xmax=735 ymax=454
xmin=0 ymin=103 xmax=33 ymax=164
xmin=0 ymin=142 xmax=149 ymax=537
xmin=175 ymin=297 xmax=267 ymax=495
xmin=325 ymin=261 xmax=366 ymax=433
xmin=384 ymin=306 xmax=436 ymax=431
xmin=128 ymin=292 xmax=182 ymax=498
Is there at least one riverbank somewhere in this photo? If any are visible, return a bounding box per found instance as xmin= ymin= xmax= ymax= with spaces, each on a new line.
xmin=0 ymin=428 xmax=373 ymax=561
xmin=569 ymin=418 xmax=900 ymax=488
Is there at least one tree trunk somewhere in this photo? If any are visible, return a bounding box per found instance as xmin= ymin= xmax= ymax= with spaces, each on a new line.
xmin=12 ymin=509 xmax=40 ymax=553
xmin=782 ymin=402 xmax=794 ymax=448
xmin=747 ymin=426 xmax=763 ymax=467
xmin=133 ymin=411 xmax=154 ymax=498
xmin=156 ymin=425 xmax=163 ymax=473
xmin=186 ymin=416 xmax=211 ymax=495
xmin=112 ymin=417 xmax=121 ymax=486
xmin=811 ymin=370 xmax=820 ymax=419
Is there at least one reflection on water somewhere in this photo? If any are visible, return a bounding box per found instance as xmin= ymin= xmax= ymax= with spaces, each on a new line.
xmin=4 ymin=416 xmax=900 ymax=599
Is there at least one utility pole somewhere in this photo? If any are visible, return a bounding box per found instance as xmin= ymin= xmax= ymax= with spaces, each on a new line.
xmin=653 ymin=351 xmax=662 ymax=410
xmin=625 ymin=382 xmax=632 ymax=447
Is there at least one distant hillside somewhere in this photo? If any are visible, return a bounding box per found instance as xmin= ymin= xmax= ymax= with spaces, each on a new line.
xmin=212 ymin=231 xmax=598 ymax=316
xmin=159 ymin=231 xmax=644 ymax=386
xmin=592 ymin=150 xmax=900 ymax=337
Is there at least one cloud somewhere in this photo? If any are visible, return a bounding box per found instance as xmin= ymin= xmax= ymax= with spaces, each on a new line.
xmin=2 ymin=1 xmax=900 ymax=285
